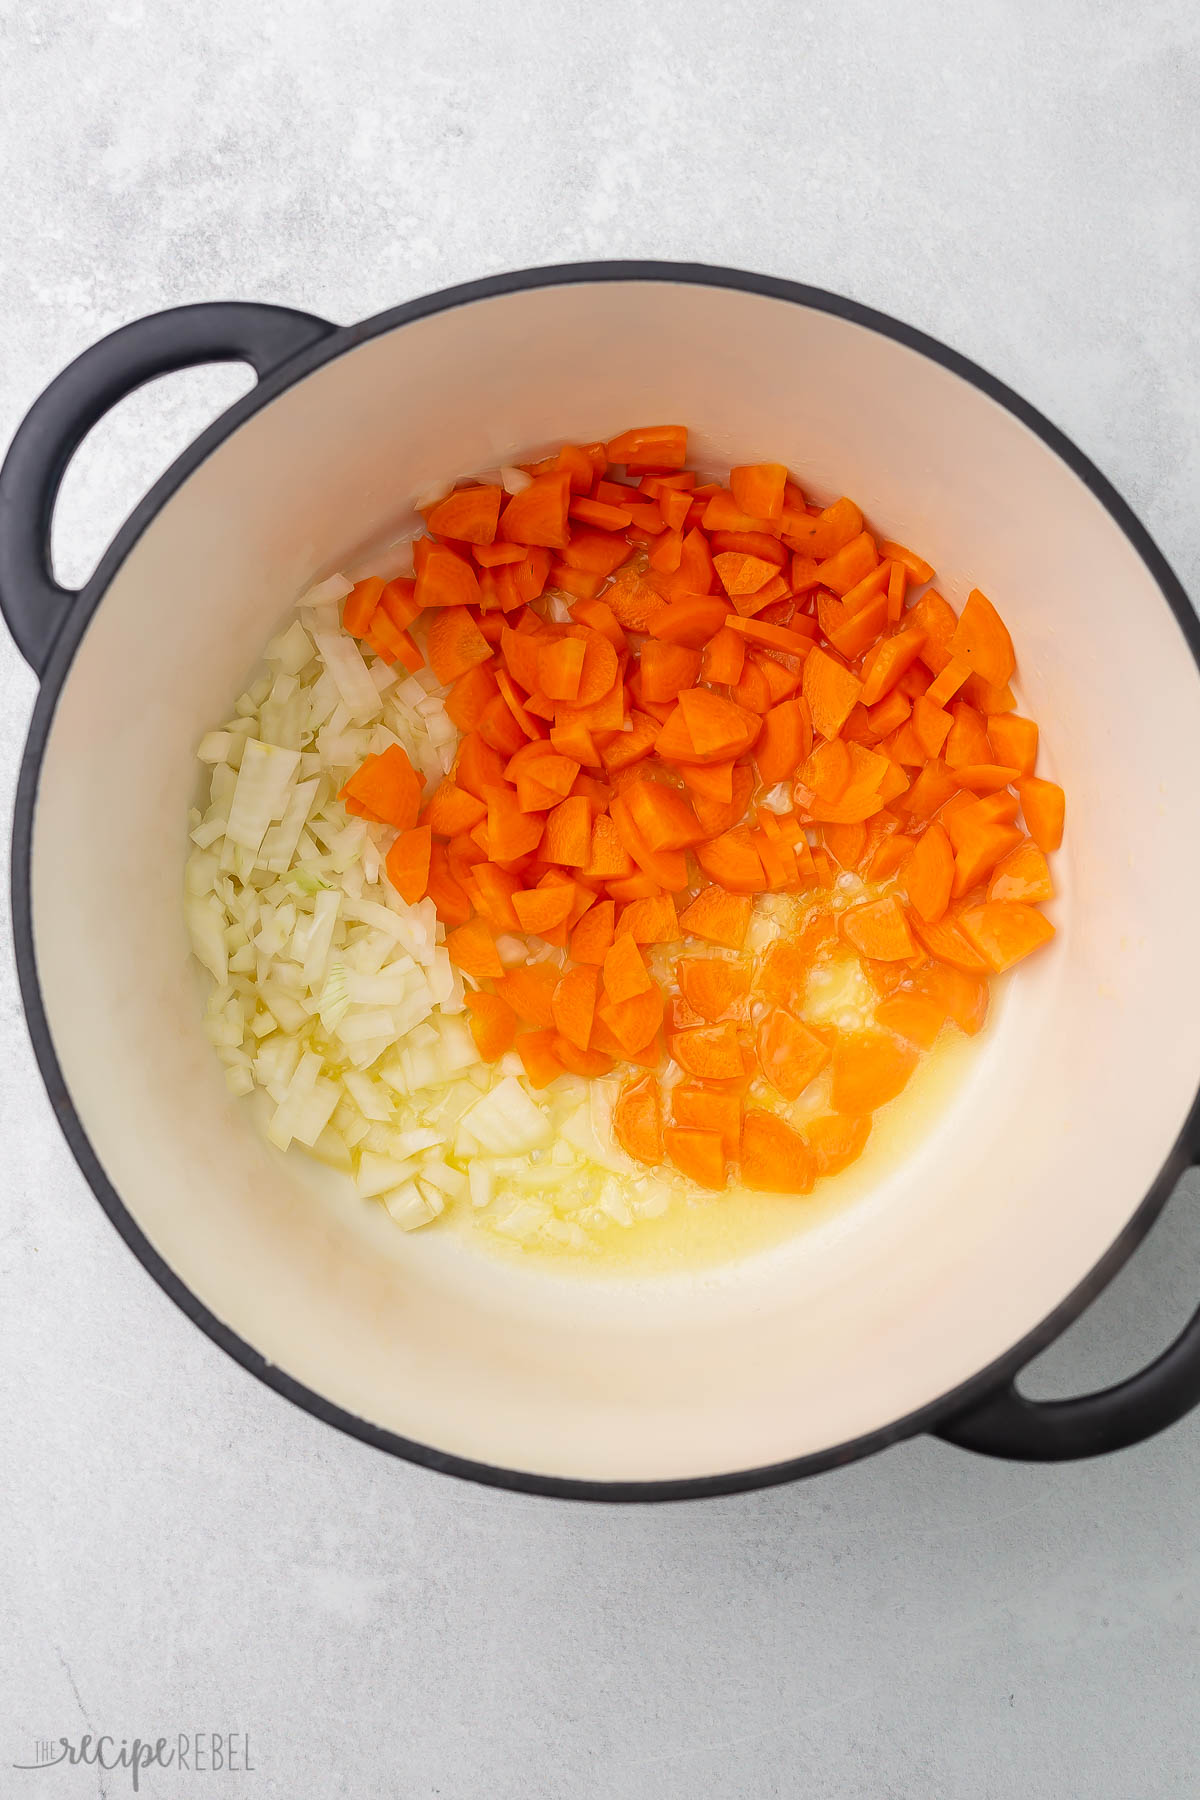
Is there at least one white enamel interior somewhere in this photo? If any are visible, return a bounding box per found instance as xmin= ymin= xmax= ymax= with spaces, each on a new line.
xmin=29 ymin=279 xmax=1200 ymax=1483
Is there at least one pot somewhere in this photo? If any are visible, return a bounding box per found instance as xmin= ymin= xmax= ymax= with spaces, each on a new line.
xmin=5 ymin=263 xmax=1200 ymax=1500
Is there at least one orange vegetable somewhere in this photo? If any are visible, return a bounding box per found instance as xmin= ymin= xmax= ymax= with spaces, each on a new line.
xmin=496 ymin=964 xmax=559 ymax=1029
xmin=909 ymin=960 xmax=989 ymax=1035
xmin=987 ymin=840 xmax=1054 ymax=903
xmin=603 ymin=931 xmax=653 ymax=1003
xmin=757 ymin=1010 xmax=830 ymax=1100
xmin=675 ymin=956 xmax=750 ymax=1022
xmin=553 ymin=1037 xmax=614 ymax=1078
xmin=678 ymin=885 xmax=752 ymax=950
xmin=1018 ymin=776 xmax=1065 ymax=853
xmin=516 ymin=1029 xmax=565 ymax=1089
xmin=613 ymin=1073 xmax=664 ymax=1164
xmin=465 ymin=989 xmax=517 ymax=1061
xmin=487 ymin=787 xmax=544 ymax=862
xmin=875 ymin=991 xmax=946 ymax=1050
xmin=415 ymin=543 xmax=482 ymax=611
xmin=831 ymin=1032 xmax=919 ymax=1113
xmin=713 ymin=551 xmax=778 ymax=597
xmin=478 ymin=692 xmax=528 ymax=756
xmin=606 ymin=425 xmax=688 ymax=469
xmin=425 ymin=483 xmax=503 ymax=545
xmin=471 ymin=862 xmax=521 ymax=931
xmin=729 ymin=462 xmax=787 ymax=522
xmin=498 ymin=471 xmax=571 ymax=549
xmin=640 ymin=640 xmax=702 ymax=703
xmin=671 ymin=1083 xmax=742 ymax=1160
xmin=670 ymin=1021 xmax=746 ymax=1081
xmin=385 ymin=824 xmax=432 ymax=904
xmin=339 ymin=745 xmax=422 ymax=830
xmin=543 ymin=795 xmax=592 ymax=867
xmin=570 ymin=898 xmax=615 ymax=963
xmin=950 ymin=587 xmax=1014 ymax=688
xmin=841 ymin=895 xmax=915 ymax=961
xmin=987 ymin=713 xmax=1038 ymax=776
xmin=536 ymin=636 xmax=586 ymax=703
xmin=445 ymin=916 xmax=504 ymax=981
xmin=804 ymin=1113 xmax=871 ymax=1176
xmin=750 ymin=698 xmax=806 ymax=786
xmin=783 ymin=496 xmax=862 ymax=561
xmin=424 ymin=778 xmax=488 ymax=837
xmin=958 ymin=902 xmax=1055 ymax=972
xmin=695 ymin=828 xmax=766 ymax=893
xmin=858 ymin=627 xmax=927 ymax=708
xmin=925 ymin=655 xmax=971 ymax=708
xmin=944 ymin=700 xmax=993 ymax=768
xmin=802 ymin=647 xmax=864 ymax=741
xmin=951 ymin=821 xmax=1024 ymax=899
xmin=815 ymin=530 xmax=878 ymax=597
xmin=878 ymin=539 xmax=934 ymax=585
xmin=425 ymin=842 xmax=472 ymax=926
xmin=342 ymin=576 xmax=384 ymax=638
xmin=445 ymin=662 xmax=500 ymax=732
xmin=610 ymin=794 xmax=690 ymax=891
xmin=616 ymin=893 xmax=680 ymax=944
xmin=552 ymin=963 xmax=599 ymax=1051
xmin=911 ymin=694 xmax=952 ymax=759
xmin=701 ymin=625 xmax=746 ymax=686
xmin=664 ymin=1126 xmax=726 ymax=1189
xmin=624 ymin=779 xmax=703 ymax=851
xmin=598 ymin=985 xmax=665 ymax=1055
xmin=512 ymin=883 xmax=575 ymax=936
xmin=647 ymin=595 xmax=731 ymax=649
xmin=741 ymin=1111 xmax=816 ymax=1193
xmin=901 ymin=823 xmax=954 ymax=924
xmin=907 ymin=909 xmax=991 ymax=973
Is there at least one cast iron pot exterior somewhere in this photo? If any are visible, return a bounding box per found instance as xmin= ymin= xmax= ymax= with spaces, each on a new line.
xmin=4 ymin=262 xmax=1200 ymax=1500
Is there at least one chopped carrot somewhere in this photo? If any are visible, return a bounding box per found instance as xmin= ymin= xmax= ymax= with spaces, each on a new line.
xmin=741 ymin=1111 xmax=816 ymax=1193
xmin=516 ymin=1029 xmax=564 ymax=1089
xmin=675 ymin=956 xmax=750 ymax=1022
xmin=925 ymin=655 xmax=971 ymax=708
xmin=613 ymin=1073 xmax=664 ymax=1164
xmin=445 ymin=916 xmax=504 ymax=982
xmin=695 ymin=828 xmax=766 ymax=893
xmin=512 ymin=883 xmax=575 ymax=936
xmin=624 ymin=779 xmax=703 ymax=852
xmin=783 ymin=496 xmax=862 ymax=561
xmin=606 ymin=425 xmax=688 ymax=468
xmin=617 ymin=894 xmax=680 ymax=944
xmin=878 ymin=539 xmax=934 ymax=584
xmin=496 ymin=964 xmax=559 ymax=1029
xmin=987 ymin=713 xmax=1038 ymax=776
xmin=670 ymin=1021 xmax=745 ymax=1080
xmin=487 ymin=787 xmax=544 ymax=862
xmin=841 ymin=895 xmax=915 ymax=961
xmin=664 ymin=1126 xmax=726 ymax=1189
xmin=1018 ymin=776 xmax=1065 ymax=853
xmin=678 ymin=885 xmax=752 ymax=950
xmin=802 ymin=647 xmax=863 ymax=741
xmin=909 ymin=961 xmax=989 ymax=1035
xmin=858 ymin=626 xmax=927 ymax=709
xmin=950 ymin=588 xmax=1015 ymax=688
xmin=831 ymin=1032 xmax=919 ymax=1113
xmin=598 ymin=985 xmax=665 ymax=1055
xmin=425 ymin=842 xmax=472 ymax=926
xmin=497 ymin=471 xmax=571 ymax=549
xmin=647 ymin=595 xmax=731 ymax=648
xmin=542 ymin=795 xmax=592 ymax=867
xmin=757 ymin=1010 xmax=830 ymax=1100
xmin=385 ymin=824 xmax=432 ymax=904
xmin=640 ymin=640 xmax=702 ymax=703
xmin=901 ymin=823 xmax=954 ymax=924
xmin=424 ymin=778 xmax=488 ymax=837
xmin=339 ymin=745 xmax=422 ymax=830
xmin=471 ymin=862 xmax=522 ymax=931
xmin=987 ymin=840 xmax=1054 ymax=903
xmin=445 ymin=662 xmax=500 ymax=732
xmin=803 ymin=1113 xmax=871 ymax=1176
xmin=342 ymin=576 xmax=385 ymax=638
xmin=875 ymin=991 xmax=946 ymax=1050
xmin=730 ymin=462 xmax=787 ymax=522
xmin=958 ymin=902 xmax=1055 ymax=972
xmin=553 ymin=1037 xmax=614 ymax=1078
xmin=570 ymin=898 xmax=615 ymax=963
xmin=552 ymin=963 xmax=599 ymax=1051
xmin=425 ymin=483 xmax=503 ymax=545
xmin=907 ymin=909 xmax=991 ymax=973
xmin=603 ymin=931 xmax=653 ymax=1003
xmin=465 ymin=989 xmax=516 ymax=1061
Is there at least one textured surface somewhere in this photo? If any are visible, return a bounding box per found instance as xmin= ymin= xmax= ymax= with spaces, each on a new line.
xmin=2 ymin=2 xmax=1200 ymax=1794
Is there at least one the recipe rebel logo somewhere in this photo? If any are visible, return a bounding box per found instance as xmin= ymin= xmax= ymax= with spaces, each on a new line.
xmin=12 ymin=1732 xmax=255 ymax=1790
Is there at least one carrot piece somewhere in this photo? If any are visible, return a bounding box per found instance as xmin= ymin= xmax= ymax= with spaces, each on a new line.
xmin=669 ymin=1084 xmax=741 ymax=1160
xmin=339 ymin=745 xmax=422 ymax=830
xmin=443 ymin=661 xmax=499 ymax=732
xmin=987 ymin=713 xmax=1038 ymax=776
xmin=425 ymin=483 xmax=503 ymax=546
xmin=608 ymin=794 xmax=689 ymax=891
xmin=646 ymin=525 xmax=683 ymax=573
xmin=445 ymin=917 xmax=504 ymax=982
xmin=802 ymin=647 xmax=864 ymax=741
xmin=878 ymin=539 xmax=934 ymax=585
xmin=698 ymin=630 xmax=744 ymax=691
xmin=598 ymin=985 xmax=665 ymax=1055
xmin=640 ymin=641 xmax=702 ymax=703
xmin=757 ymin=1009 xmax=830 ymax=1100
xmin=950 ymin=587 xmax=1015 ymax=687
xmin=896 ymin=822 xmax=953 ymax=925
xmin=729 ymin=658 xmax=774 ymax=714
xmin=537 ymin=636 xmax=586 ymax=703
xmin=783 ymin=496 xmax=862 ymax=561
xmin=678 ymin=886 xmax=752 ymax=950
xmin=801 ymin=736 xmax=852 ymax=802
xmin=342 ymin=576 xmax=385 ymax=638
xmin=549 ymin=718 xmax=600 ymax=767
xmin=1018 ymin=777 xmax=1065 ymax=853
xmin=944 ymin=700 xmax=993 ymax=768
xmin=617 ymin=894 xmax=680 ymax=944
xmin=497 ymin=471 xmax=571 ymax=549
xmin=606 ymin=425 xmax=688 ymax=468
xmin=570 ymin=596 xmax=627 ymax=651
xmin=425 ymin=841 xmax=472 ymax=926
xmin=414 ymin=542 xmax=482 ymax=611
xmin=695 ymin=828 xmax=767 ymax=893
xmin=988 ymin=840 xmax=1054 ymax=903
xmin=568 ymin=900 xmax=615 ymax=972
xmin=496 ymin=964 xmax=558 ymax=1030
xmin=713 ymin=551 xmax=779 ymax=596
xmin=864 ymin=690 xmax=912 ymax=743
xmin=909 ymin=960 xmax=990 ymax=1035
xmin=581 ymin=813 xmax=635 ymax=882
xmin=757 ymin=655 xmax=807 ymax=707
xmin=841 ymin=896 xmax=915 ymax=961
xmin=569 ymin=495 xmax=633 ymax=530
xmin=562 ymin=529 xmax=633 ymax=579
xmin=818 ymin=820 xmax=864 ymax=869
xmin=801 ymin=1113 xmax=869 ymax=1176
xmin=487 ymin=787 xmax=544 ymax=863
xmin=895 ymin=760 xmax=959 ymax=823
xmin=464 ymin=989 xmax=517 ymax=1061
xmin=875 ymin=991 xmax=945 ymax=1050
xmin=721 ymin=616 xmax=812 ymax=659
xmin=728 ymin=462 xmax=786 ymax=523
xmin=741 ymin=1111 xmax=816 ymax=1193
xmin=910 ymin=694 xmax=952 ymax=760
xmin=886 ymin=558 xmax=908 ymax=625
xmin=709 ymin=528 xmax=788 ymax=566
xmin=468 ymin=862 xmax=519 ymax=931
xmin=512 ymin=884 xmax=575 ymax=936
xmin=542 ymin=795 xmax=592 ymax=868
xmin=663 ymin=1126 xmax=726 ymax=1189
xmin=510 ymin=1029 xmax=560 ymax=1090
xmin=670 ymin=1021 xmax=745 ymax=1080
xmin=952 ymin=821 xmax=1023 ymax=898
xmin=701 ymin=489 xmax=774 ymax=534
xmin=384 ymin=824 xmax=432 ymax=904
xmin=908 ymin=909 xmax=991 ymax=972
xmin=831 ymin=1032 xmax=919 ymax=1113
xmin=624 ymin=779 xmax=703 ymax=851
xmin=958 ymin=900 xmax=1055 ymax=972
xmin=452 ymin=733 xmax=505 ymax=800
xmin=814 ymin=530 xmax=878 ymax=598
xmin=647 ymin=595 xmax=731 ymax=648
xmin=472 ymin=541 xmax=528 ymax=568
xmin=613 ymin=1073 xmax=664 ymax=1164
xmin=675 ymin=688 xmax=761 ymax=758
xmin=598 ymin=710 xmax=659 ymax=775
xmin=679 ymin=760 xmax=736 ymax=804
xmin=603 ymin=931 xmax=653 ymax=1003
xmin=820 ymin=590 xmax=888 ymax=662
xmin=551 ymin=964 xmax=599 ymax=1051
xmin=423 ymin=778 xmax=487 ymax=838
xmin=673 ymin=956 xmax=747 ymax=1023
xmin=925 ymin=655 xmax=971 ymax=707
xmin=858 ymin=626 xmax=927 ymax=709
xmin=951 ymin=763 xmax=1021 ymax=794
xmin=550 ymin=1037 xmax=613 ymax=1078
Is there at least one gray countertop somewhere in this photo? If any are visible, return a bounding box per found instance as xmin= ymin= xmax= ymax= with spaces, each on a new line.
xmin=2 ymin=4 xmax=1200 ymax=1794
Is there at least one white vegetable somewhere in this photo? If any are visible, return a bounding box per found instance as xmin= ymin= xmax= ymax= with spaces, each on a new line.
xmin=457 ymin=1077 xmax=551 ymax=1156
xmin=226 ymin=740 xmax=301 ymax=855
xmin=383 ymin=1181 xmax=442 ymax=1230
xmin=310 ymin=627 xmax=381 ymax=725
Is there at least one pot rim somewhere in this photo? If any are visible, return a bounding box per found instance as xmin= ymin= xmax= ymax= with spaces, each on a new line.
xmin=11 ymin=258 xmax=1200 ymax=1501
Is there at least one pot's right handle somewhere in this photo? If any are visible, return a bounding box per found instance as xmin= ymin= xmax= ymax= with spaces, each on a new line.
xmin=0 ymin=301 xmax=336 ymax=676
xmin=936 ymin=1190 xmax=1200 ymax=1460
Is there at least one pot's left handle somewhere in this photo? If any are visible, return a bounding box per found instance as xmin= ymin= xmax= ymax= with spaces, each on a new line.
xmin=0 ymin=302 xmax=337 ymax=676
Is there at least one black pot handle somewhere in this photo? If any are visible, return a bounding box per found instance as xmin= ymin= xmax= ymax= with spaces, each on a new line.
xmin=936 ymin=1262 xmax=1200 ymax=1461
xmin=0 ymin=301 xmax=336 ymax=676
